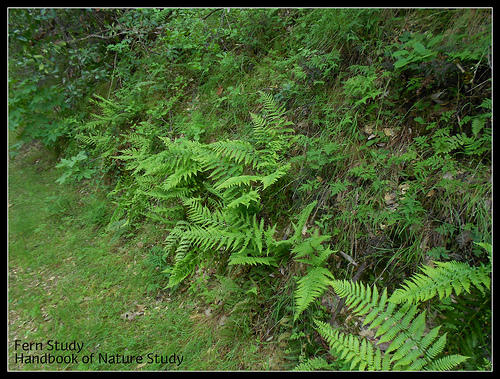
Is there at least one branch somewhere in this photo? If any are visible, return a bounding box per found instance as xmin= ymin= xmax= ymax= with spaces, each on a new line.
xmin=63 ymin=30 xmax=129 ymax=44
xmin=201 ymin=8 xmax=223 ymax=21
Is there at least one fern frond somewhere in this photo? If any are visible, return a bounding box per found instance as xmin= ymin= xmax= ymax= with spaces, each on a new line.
xmin=424 ymin=333 xmax=447 ymax=360
xmin=215 ymin=175 xmax=262 ymax=190
xmin=426 ymin=354 xmax=470 ymax=371
xmin=226 ymin=190 xmax=261 ymax=209
xmin=293 ymin=357 xmax=331 ymax=371
xmin=259 ymin=91 xmax=286 ymax=120
xmin=294 ymin=267 xmax=334 ymax=320
xmin=260 ymin=163 xmax=290 ymax=189
xmin=390 ymin=261 xmax=491 ymax=304
xmin=292 ymin=233 xmax=331 ymax=262
xmin=166 ymin=249 xmax=198 ymax=288
xmin=313 ymin=320 xmax=390 ymax=371
xmin=290 ymin=200 xmax=317 ymax=242
xmin=330 ymin=279 xmax=385 ymax=318
xmin=325 ymin=278 xmax=470 ymax=370
xmin=208 ymin=139 xmax=260 ymax=169
xmin=227 ymin=254 xmax=277 ymax=266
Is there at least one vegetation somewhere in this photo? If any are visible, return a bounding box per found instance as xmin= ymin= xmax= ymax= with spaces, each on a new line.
xmin=9 ymin=8 xmax=491 ymax=371
xmin=8 ymin=142 xmax=282 ymax=370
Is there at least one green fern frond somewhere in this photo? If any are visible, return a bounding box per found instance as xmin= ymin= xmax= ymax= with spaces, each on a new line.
xmin=261 ymin=165 xmax=290 ymax=189
xmin=293 ymin=357 xmax=331 ymax=371
xmin=329 ymin=279 xmax=385 ymax=318
xmin=166 ymin=249 xmax=198 ymax=288
xmin=228 ymin=253 xmax=277 ymax=266
xmin=208 ymin=139 xmax=260 ymax=169
xmin=290 ymin=200 xmax=317 ymax=242
xmin=292 ymin=232 xmax=332 ymax=263
xmin=226 ymin=190 xmax=261 ymax=209
xmin=426 ymin=354 xmax=470 ymax=371
xmin=294 ymin=267 xmax=334 ymax=321
xmin=322 ymin=278 xmax=469 ymax=370
xmin=313 ymin=320 xmax=391 ymax=371
xmin=215 ymin=175 xmax=261 ymax=190
xmin=390 ymin=261 xmax=491 ymax=304
xmin=259 ymin=91 xmax=287 ymax=120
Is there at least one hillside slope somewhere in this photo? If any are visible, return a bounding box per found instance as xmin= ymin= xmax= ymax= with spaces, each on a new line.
xmin=9 ymin=9 xmax=492 ymax=370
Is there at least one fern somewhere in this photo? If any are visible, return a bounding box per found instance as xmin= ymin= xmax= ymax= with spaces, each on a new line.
xmin=250 ymin=91 xmax=296 ymax=171
xmin=290 ymin=200 xmax=317 ymax=242
xmin=293 ymin=356 xmax=332 ymax=371
xmin=293 ymin=229 xmax=335 ymax=320
xmin=300 ymin=259 xmax=485 ymax=371
xmin=314 ymin=320 xmax=392 ymax=371
xmin=314 ymin=280 xmax=469 ymax=370
xmin=294 ymin=267 xmax=334 ymax=320
xmin=108 ymin=91 xmax=298 ymax=289
xmin=208 ymin=139 xmax=260 ymax=170
xmin=390 ymin=261 xmax=491 ymax=304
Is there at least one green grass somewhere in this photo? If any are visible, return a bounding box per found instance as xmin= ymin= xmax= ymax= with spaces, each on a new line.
xmin=8 ymin=142 xmax=284 ymax=371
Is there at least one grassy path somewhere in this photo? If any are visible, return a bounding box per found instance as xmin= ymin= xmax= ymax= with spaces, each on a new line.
xmin=8 ymin=144 xmax=281 ymax=371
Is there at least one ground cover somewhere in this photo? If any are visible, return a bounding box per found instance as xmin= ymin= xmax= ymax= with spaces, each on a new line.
xmin=8 ymin=142 xmax=283 ymax=370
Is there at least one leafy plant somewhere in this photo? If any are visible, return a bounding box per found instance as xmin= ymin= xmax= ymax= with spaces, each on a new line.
xmin=9 ymin=8 xmax=491 ymax=371
xmin=392 ymin=33 xmax=440 ymax=69
xmin=342 ymin=65 xmax=387 ymax=108
xmin=55 ymin=150 xmax=96 ymax=184
xmin=113 ymin=92 xmax=296 ymax=288
xmin=292 ymin=201 xmax=336 ymax=320
xmin=296 ymin=258 xmax=490 ymax=371
xmin=390 ymin=260 xmax=491 ymax=304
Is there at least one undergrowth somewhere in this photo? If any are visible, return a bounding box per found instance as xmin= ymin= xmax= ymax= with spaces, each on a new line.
xmin=9 ymin=8 xmax=491 ymax=371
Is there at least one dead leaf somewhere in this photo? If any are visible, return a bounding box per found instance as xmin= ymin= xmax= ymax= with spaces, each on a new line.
xmin=359 ymin=328 xmax=375 ymax=338
xmin=136 ymin=304 xmax=146 ymax=312
xmin=431 ymin=90 xmax=446 ymax=104
xmin=383 ymin=128 xmax=394 ymax=137
xmin=301 ymin=223 xmax=308 ymax=236
xmin=455 ymin=231 xmax=473 ymax=248
xmin=419 ymin=234 xmax=430 ymax=251
xmin=384 ymin=192 xmax=397 ymax=205
xmin=376 ymin=341 xmax=392 ymax=351
xmin=216 ymin=85 xmax=224 ymax=96
xmin=399 ymin=183 xmax=410 ymax=195
xmin=427 ymin=189 xmax=436 ymax=197
xmin=363 ymin=124 xmax=373 ymax=134
xmin=217 ymin=315 xmax=227 ymax=328
xmin=120 ymin=309 xmax=144 ymax=321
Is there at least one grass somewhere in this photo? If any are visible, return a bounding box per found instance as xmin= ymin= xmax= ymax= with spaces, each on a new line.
xmin=8 ymin=141 xmax=284 ymax=371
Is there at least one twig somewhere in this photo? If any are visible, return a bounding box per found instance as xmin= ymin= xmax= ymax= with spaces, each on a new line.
xmin=339 ymin=251 xmax=357 ymax=266
xmin=63 ymin=30 xmax=129 ymax=44
xmin=202 ymin=8 xmax=223 ymax=21
xmin=467 ymin=78 xmax=491 ymax=93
